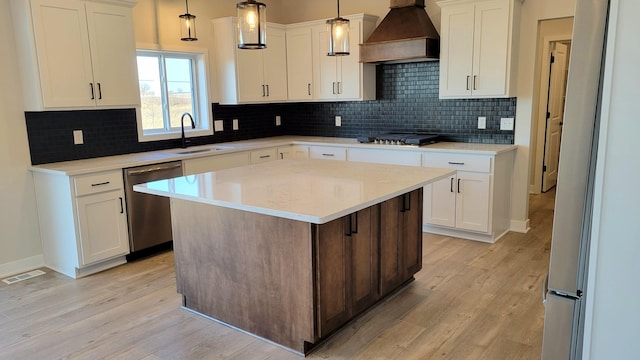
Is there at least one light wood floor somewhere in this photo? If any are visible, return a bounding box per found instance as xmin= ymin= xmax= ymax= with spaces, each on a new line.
xmin=0 ymin=191 xmax=555 ymax=359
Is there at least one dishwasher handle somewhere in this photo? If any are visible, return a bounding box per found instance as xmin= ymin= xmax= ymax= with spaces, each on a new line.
xmin=126 ymin=163 xmax=182 ymax=176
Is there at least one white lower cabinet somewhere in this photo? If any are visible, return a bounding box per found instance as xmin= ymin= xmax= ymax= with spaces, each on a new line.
xmin=309 ymin=146 xmax=347 ymax=161
xmin=422 ymin=150 xmax=514 ymax=243
xmin=278 ymin=145 xmax=309 ymax=159
xmin=33 ymin=169 xmax=129 ymax=278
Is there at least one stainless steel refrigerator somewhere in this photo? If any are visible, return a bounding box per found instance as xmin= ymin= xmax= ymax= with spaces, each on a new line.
xmin=541 ymin=0 xmax=610 ymax=358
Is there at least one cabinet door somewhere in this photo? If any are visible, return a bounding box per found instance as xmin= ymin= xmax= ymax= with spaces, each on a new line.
xmin=471 ymin=0 xmax=510 ymax=97
xmin=236 ymin=46 xmax=265 ymax=102
xmin=402 ymin=189 xmax=423 ymax=276
xmin=85 ymin=2 xmax=139 ymax=106
xmin=30 ymin=0 xmax=95 ymax=108
xmin=337 ymin=19 xmax=362 ymax=99
xmin=314 ymin=25 xmax=339 ymax=99
xmin=439 ymin=3 xmax=475 ymax=98
xmin=262 ymin=27 xmax=288 ymax=101
xmin=423 ymin=175 xmax=456 ymax=228
xmin=379 ymin=196 xmax=404 ymax=297
xmin=286 ymin=27 xmax=313 ymax=100
xmin=316 ymin=208 xmax=377 ymax=337
xmin=455 ymin=172 xmax=491 ymax=233
xmin=76 ymin=190 xmax=129 ymax=265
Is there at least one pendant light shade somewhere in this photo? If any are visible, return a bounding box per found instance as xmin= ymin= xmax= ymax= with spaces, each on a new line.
xmin=179 ymin=0 xmax=197 ymax=41
xmin=327 ymin=0 xmax=349 ymax=56
xmin=237 ymin=0 xmax=266 ymax=49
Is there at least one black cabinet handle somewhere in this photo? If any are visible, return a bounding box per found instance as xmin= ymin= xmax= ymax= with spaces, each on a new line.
xmin=119 ymin=197 xmax=124 ymax=214
xmin=345 ymin=214 xmax=352 ymax=236
xmin=91 ymin=181 xmax=110 ymax=187
xmin=400 ymin=195 xmax=406 ymax=213
xmin=352 ymin=213 xmax=358 ymax=234
xmin=259 ymin=155 xmax=271 ymax=159
xmin=322 ymin=153 xmax=335 ymax=157
xmin=90 ymin=83 xmax=95 ymax=100
xmin=448 ymin=161 xmax=465 ymax=165
xmin=458 ymin=179 xmax=462 ymax=193
xmin=279 ymin=152 xmax=284 ymax=160
xmin=450 ymin=177 xmax=454 ymax=193
xmin=97 ymin=83 xmax=102 ymax=99
xmin=308 ymin=83 xmax=311 ymax=96
xmin=266 ymin=84 xmax=270 ymax=97
xmin=405 ymin=193 xmax=411 ymax=211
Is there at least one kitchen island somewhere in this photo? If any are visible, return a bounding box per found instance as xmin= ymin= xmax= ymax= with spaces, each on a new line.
xmin=134 ymin=159 xmax=454 ymax=355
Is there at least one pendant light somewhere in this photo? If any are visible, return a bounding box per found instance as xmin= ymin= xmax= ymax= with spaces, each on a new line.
xmin=327 ymin=0 xmax=349 ymax=56
xmin=237 ymin=0 xmax=267 ymax=49
xmin=179 ymin=0 xmax=197 ymax=41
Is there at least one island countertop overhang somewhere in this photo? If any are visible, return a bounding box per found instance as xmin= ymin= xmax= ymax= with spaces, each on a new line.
xmin=134 ymin=159 xmax=455 ymax=224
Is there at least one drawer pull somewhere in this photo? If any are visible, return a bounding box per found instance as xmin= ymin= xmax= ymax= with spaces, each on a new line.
xmin=259 ymin=155 xmax=271 ymax=159
xmin=322 ymin=153 xmax=335 ymax=157
xmin=448 ymin=161 xmax=465 ymax=165
xmin=91 ymin=181 xmax=110 ymax=187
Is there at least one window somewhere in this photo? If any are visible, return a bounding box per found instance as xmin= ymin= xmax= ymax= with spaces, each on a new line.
xmin=136 ymin=49 xmax=211 ymax=141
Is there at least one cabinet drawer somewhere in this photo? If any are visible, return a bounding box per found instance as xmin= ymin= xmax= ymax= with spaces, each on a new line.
xmin=422 ymin=152 xmax=492 ymax=173
xmin=250 ymin=148 xmax=278 ymax=164
xmin=309 ymin=146 xmax=347 ymax=161
xmin=347 ymin=148 xmax=421 ymax=166
xmin=74 ymin=170 xmax=124 ymax=196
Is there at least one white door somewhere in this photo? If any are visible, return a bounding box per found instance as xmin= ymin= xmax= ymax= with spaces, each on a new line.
xmin=262 ymin=27 xmax=288 ymax=101
xmin=423 ymin=176 xmax=456 ymax=228
xmin=471 ymin=0 xmax=510 ymax=97
xmin=338 ymin=20 xmax=362 ymax=99
xmin=455 ymin=172 xmax=491 ymax=233
xmin=543 ymin=42 xmax=569 ymax=192
xmin=85 ymin=2 xmax=139 ymax=107
xmin=76 ymin=190 xmax=129 ymax=265
xmin=439 ymin=3 xmax=475 ymax=97
xmin=286 ymin=27 xmax=313 ymax=100
xmin=31 ymin=0 xmax=95 ymax=108
xmin=236 ymin=46 xmax=265 ymax=102
xmin=314 ymin=25 xmax=339 ymax=99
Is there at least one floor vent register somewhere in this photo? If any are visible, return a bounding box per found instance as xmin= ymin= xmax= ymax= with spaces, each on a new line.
xmin=2 ymin=270 xmax=46 ymax=285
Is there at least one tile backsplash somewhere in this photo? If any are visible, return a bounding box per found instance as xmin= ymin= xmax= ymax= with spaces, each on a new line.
xmin=26 ymin=61 xmax=515 ymax=165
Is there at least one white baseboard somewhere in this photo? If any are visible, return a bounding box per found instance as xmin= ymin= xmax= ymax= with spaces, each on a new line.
xmin=0 ymin=254 xmax=45 ymax=278
xmin=510 ymin=219 xmax=531 ymax=233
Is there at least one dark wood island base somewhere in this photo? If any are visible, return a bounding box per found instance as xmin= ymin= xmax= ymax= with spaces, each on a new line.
xmin=170 ymin=188 xmax=423 ymax=356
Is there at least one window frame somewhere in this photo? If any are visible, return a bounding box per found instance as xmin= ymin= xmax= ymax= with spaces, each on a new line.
xmin=135 ymin=45 xmax=213 ymax=142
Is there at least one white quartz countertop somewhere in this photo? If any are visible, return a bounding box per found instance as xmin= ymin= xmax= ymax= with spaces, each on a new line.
xmin=134 ymin=159 xmax=455 ymax=224
xmin=30 ymin=136 xmax=517 ymax=176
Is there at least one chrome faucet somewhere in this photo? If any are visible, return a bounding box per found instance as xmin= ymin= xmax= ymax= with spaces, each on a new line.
xmin=180 ymin=112 xmax=196 ymax=148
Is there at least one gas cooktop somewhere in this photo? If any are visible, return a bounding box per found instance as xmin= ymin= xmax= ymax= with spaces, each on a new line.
xmin=357 ymin=132 xmax=439 ymax=146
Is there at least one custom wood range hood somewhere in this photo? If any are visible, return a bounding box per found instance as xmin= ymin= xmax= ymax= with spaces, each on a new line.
xmin=360 ymin=0 xmax=439 ymax=63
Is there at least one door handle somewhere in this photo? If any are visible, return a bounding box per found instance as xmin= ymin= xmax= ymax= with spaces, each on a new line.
xmin=351 ymin=213 xmax=358 ymax=234
xmin=308 ymin=83 xmax=311 ymax=96
xmin=97 ymin=83 xmax=102 ymax=99
xmin=542 ymin=273 xmax=549 ymax=306
xmin=266 ymin=84 xmax=270 ymax=97
xmin=405 ymin=193 xmax=411 ymax=211
xmin=337 ymin=82 xmax=342 ymax=95
xmin=466 ymin=76 xmax=470 ymax=91
xmin=90 ymin=83 xmax=95 ymax=100
xmin=473 ymin=75 xmax=477 ymax=90
xmin=457 ymin=179 xmax=462 ymax=193
xmin=119 ymin=197 xmax=124 ymax=214
xmin=345 ymin=214 xmax=352 ymax=236
xmin=262 ymin=85 xmax=266 ymax=97
xmin=332 ymin=82 xmax=336 ymax=94
xmin=450 ymin=177 xmax=454 ymax=193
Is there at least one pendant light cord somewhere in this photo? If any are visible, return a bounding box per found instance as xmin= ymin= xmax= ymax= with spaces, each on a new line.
xmin=337 ymin=0 xmax=341 ymax=18
xmin=185 ymin=0 xmax=189 ymax=14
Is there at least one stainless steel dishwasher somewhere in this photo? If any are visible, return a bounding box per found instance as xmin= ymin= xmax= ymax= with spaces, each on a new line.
xmin=123 ymin=161 xmax=183 ymax=258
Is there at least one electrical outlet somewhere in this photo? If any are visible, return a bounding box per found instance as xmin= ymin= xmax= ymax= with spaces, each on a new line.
xmin=214 ymin=120 xmax=224 ymax=132
xmin=500 ymin=117 xmax=515 ymax=131
xmin=477 ymin=116 xmax=487 ymax=130
xmin=233 ymin=119 xmax=239 ymax=130
xmin=73 ymin=130 xmax=84 ymax=145
xmin=335 ymin=116 xmax=342 ymax=127
xmin=275 ymin=115 xmax=281 ymax=126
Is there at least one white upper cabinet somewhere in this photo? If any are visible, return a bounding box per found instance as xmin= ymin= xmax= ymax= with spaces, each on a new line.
xmin=212 ymin=18 xmax=288 ymax=104
xmin=438 ymin=0 xmax=521 ymax=99
xmin=312 ymin=15 xmax=377 ymax=101
xmin=10 ymin=0 xmax=139 ymax=110
xmin=286 ymin=26 xmax=314 ymax=101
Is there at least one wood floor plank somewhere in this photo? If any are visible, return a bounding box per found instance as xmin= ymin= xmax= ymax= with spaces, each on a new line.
xmin=0 ymin=191 xmax=556 ymax=359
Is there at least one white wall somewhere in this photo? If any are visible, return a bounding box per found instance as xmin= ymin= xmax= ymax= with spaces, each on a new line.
xmin=0 ymin=0 xmax=43 ymax=277
xmin=511 ymin=0 xmax=576 ymax=232
xmin=584 ymin=0 xmax=640 ymax=357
